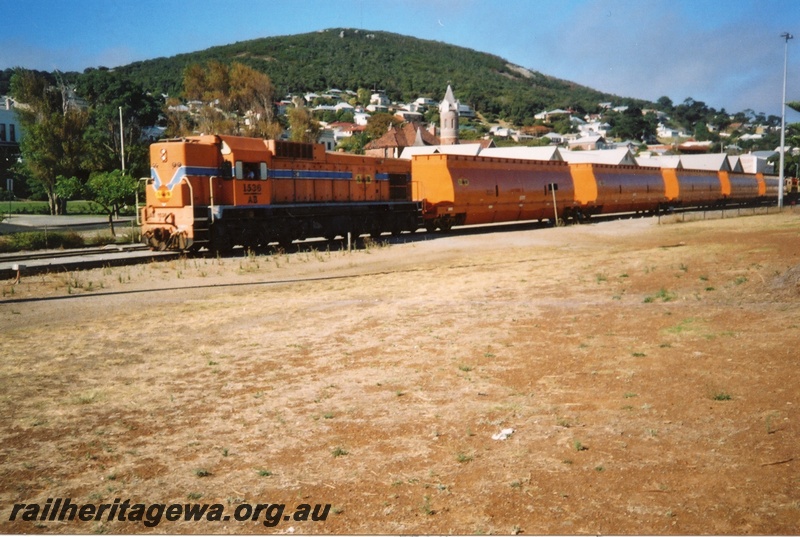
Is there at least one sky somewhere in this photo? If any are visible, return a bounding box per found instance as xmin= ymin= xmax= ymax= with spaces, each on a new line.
xmin=2 ymin=0 xmax=800 ymax=121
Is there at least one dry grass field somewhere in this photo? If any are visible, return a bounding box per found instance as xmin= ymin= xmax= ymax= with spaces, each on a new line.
xmin=1 ymin=211 xmax=799 ymax=534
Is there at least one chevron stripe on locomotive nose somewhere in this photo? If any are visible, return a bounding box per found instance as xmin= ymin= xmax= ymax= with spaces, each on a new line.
xmin=151 ymin=166 xmax=220 ymax=191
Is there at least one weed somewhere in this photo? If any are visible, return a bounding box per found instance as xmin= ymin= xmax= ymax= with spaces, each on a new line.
xmin=257 ymin=469 xmax=272 ymax=477
xmin=458 ymin=364 xmax=473 ymax=372
xmin=456 ymin=451 xmax=473 ymax=463
xmin=595 ymin=273 xmax=608 ymax=283
xmin=331 ymin=446 xmax=349 ymax=457
xmin=644 ymin=288 xmax=676 ymax=303
xmin=712 ymin=391 xmax=732 ymax=401
xmin=420 ymin=495 xmax=434 ymax=515
xmin=666 ymin=318 xmax=696 ymax=334
xmin=632 ymin=352 xmax=646 ymax=357
xmin=623 ymin=392 xmax=638 ymax=398
xmin=573 ymin=440 xmax=587 ymax=451
xmin=194 ymin=468 xmax=211 ymax=477
xmin=187 ymin=492 xmax=203 ymax=500
xmin=734 ymin=275 xmax=748 ymax=285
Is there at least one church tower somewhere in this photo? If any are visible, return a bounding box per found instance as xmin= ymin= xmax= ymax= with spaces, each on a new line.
xmin=439 ymin=84 xmax=459 ymax=145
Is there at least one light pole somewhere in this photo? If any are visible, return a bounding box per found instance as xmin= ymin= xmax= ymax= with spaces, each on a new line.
xmin=779 ymin=32 xmax=793 ymax=209
xmin=119 ymin=106 xmax=125 ymax=173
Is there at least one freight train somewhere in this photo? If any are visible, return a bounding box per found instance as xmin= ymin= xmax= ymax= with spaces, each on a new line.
xmin=141 ymin=134 xmax=780 ymax=252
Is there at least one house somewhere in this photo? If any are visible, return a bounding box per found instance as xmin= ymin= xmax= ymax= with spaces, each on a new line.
xmin=534 ymin=109 xmax=571 ymax=122
xmin=457 ymin=103 xmax=476 ymax=119
xmin=0 ymin=96 xmax=23 ymax=193
xmin=677 ymin=140 xmax=714 ymax=153
xmin=415 ymin=97 xmax=437 ymax=108
xmin=0 ymin=97 xmax=22 ymax=147
xmin=395 ymin=109 xmax=424 ymax=122
xmin=364 ymin=123 xmax=440 ymax=158
xmin=568 ymin=135 xmax=607 ymax=151
xmin=543 ymin=132 xmax=563 ymax=145
xmin=354 ymin=112 xmax=371 ymax=126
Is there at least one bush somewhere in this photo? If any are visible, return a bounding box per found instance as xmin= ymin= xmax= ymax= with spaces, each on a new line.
xmin=0 ymin=231 xmax=85 ymax=253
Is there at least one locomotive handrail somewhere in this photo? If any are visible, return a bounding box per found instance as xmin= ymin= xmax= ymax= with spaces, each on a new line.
xmin=135 ymin=177 xmax=149 ymax=226
xmin=208 ymin=176 xmax=216 ymax=223
xmin=182 ymin=176 xmax=194 ymax=224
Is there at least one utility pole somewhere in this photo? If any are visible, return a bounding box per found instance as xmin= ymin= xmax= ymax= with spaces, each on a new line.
xmin=119 ymin=106 xmax=125 ymax=173
xmin=779 ymin=32 xmax=793 ymax=209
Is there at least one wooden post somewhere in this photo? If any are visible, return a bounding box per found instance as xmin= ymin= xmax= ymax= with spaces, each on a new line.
xmin=548 ymin=183 xmax=559 ymax=226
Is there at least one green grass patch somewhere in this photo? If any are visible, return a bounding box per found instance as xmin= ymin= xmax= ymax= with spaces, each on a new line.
xmin=643 ymin=288 xmax=676 ymax=303
xmin=2 ymin=200 xmax=134 ymax=215
xmin=0 ymin=230 xmax=86 ymax=252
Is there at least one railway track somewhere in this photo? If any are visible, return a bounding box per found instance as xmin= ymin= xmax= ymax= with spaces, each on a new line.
xmin=0 ymin=243 xmax=180 ymax=281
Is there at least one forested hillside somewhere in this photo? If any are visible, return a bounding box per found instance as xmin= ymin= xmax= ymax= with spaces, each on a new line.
xmin=114 ymin=28 xmax=648 ymax=124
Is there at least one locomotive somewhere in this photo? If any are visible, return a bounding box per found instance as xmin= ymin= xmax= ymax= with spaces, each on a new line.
xmin=141 ymin=134 xmax=779 ymax=251
xmin=142 ymin=135 xmax=420 ymax=251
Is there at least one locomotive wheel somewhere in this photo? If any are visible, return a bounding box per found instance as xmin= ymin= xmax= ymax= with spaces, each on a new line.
xmin=425 ymin=223 xmax=436 ymax=233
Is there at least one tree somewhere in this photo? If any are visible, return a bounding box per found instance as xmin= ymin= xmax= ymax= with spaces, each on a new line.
xmin=181 ymin=61 xmax=279 ymax=137
xmin=10 ymin=69 xmax=89 ymax=214
xmin=287 ymin=107 xmax=320 ymax=142
xmin=76 ymin=68 xmax=161 ymax=177
xmin=656 ymin=96 xmax=674 ymax=111
xmin=86 ymin=169 xmax=137 ymax=236
xmin=365 ymin=113 xmax=401 ymax=139
xmin=228 ymin=63 xmax=277 ymax=137
xmin=54 ymin=175 xmax=84 ymax=214
xmin=609 ymin=107 xmax=657 ymax=141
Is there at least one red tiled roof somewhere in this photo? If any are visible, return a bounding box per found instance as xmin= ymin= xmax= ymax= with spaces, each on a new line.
xmin=365 ymin=123 xmax=439 ymax=149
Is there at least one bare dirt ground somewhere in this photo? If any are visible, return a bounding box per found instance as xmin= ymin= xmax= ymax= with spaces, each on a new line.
xmin=1 ymin=210 xmax=799 ymax=535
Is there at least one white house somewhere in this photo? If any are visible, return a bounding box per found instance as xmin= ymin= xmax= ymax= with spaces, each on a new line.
xmin=0 ymin=97 xmax=22 ymax=146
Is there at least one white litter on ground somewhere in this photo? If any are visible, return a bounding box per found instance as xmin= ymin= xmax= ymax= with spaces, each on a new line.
xmin=491 ymin=428 xmax=515 ymax=440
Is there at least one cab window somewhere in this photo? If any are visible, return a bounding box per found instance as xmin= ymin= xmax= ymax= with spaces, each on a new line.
xmin=235 ymin=161 xmax=267 ymax=180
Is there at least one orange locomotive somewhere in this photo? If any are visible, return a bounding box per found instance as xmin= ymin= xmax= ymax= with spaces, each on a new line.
xmin=141 ymin=135 xmax=420 ymax=251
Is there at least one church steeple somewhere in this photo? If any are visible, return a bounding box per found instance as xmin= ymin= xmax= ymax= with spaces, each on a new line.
xmin=439 ymin=84 xmax=459 ymax=145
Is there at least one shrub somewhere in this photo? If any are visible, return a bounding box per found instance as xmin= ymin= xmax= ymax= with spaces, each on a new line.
xmin=0 ymin=230 xmax=85 ymax=252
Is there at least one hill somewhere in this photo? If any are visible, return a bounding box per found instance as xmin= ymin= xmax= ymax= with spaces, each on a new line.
xmin=114 ymin=28 xmax=652 ymax=124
